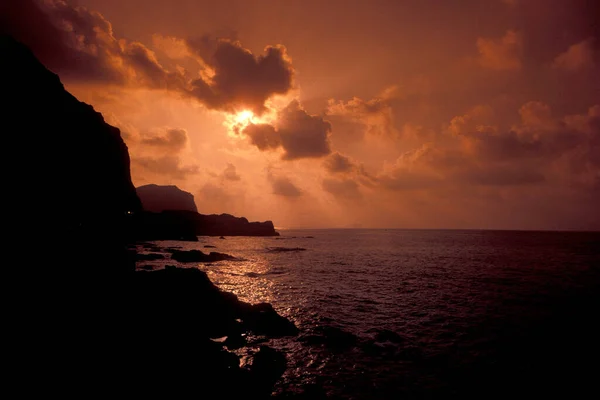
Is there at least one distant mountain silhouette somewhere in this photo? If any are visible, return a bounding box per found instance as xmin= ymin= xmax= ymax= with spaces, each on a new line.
xmin=135 ymin=210 xmax=279 ymax=239
xmin=136 ymin=184 xmax=198 ymax=213
xmin=135 ymin=184 xmax=279 ymax=238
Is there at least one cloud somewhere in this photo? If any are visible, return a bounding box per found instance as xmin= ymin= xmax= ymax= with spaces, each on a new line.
xmin=327 ymin=87 xmax=397 ymax=136
xmin=268 ymin=173 xmax=302 ymax=197
xmin=476 ymin=30 xmax=522 ymax=71
xmin=323 ymin=152 xmax=356 ymax=173
xmin=447 ymin=105 xmax=496 ymax=136
xmin=140 ymin=128 xmax=188 ymax=151
xmin=456 ymin=166 xmax=545 ymax=186
xmin=0 ymin=0 xmax=183 ymax=87
xmin=552 ymin=38 xmax=595 ymax=72
xmin=377 ymin=102 xmax=600 ymax=191
xmin=241 ymin=100 xmax=332 ymax=160
xmin=278 ymin=101 xmax=332 ymax=160
xmin=132 ymin=155 xmax=199 ymax=179
xmin=198 ymin=182 xmax=234 ymax=206
xmin=185 ymin=38 xmax=294 ymax=114
xmin=152 ymin=34 xmax=192 ymax=59
xmin=243 ymin=123 xmax=281 ymax=151
xmin=1 ymin=1 xmax=294 ymax=113
xmin=222 ymin=163 xmax=241 ymax=181
xmin=518 ymin=101 xmax=552 ymax=126
xmin=376 ymin=146 xmax=445 ymax=191
xmin=322 ymin=178 xmax=362 ymax=199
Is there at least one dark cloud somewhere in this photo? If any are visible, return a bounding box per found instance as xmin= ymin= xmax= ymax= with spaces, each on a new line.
xmin=243 ymin=123 xmax=281 ymax=151
xmin=459 ymin=102 xmax=591 ymax=162
xmin=133 ymin=155 xmax=199 ymax=179
xmin=1 ymin=1 xmax=291 ymax=111
xmin=0 ymin=0 xmax=179 ymax=86
xmin=140 ymin=128 xmax=188 ymax=151
xmin=186 ymin=38 xmax=294 ymax=114
xmin=323 ymin=152 xmax=356 ymax=173
xmin=223 ymin=163 xmax=241 ymax=181
xmin=1 ymin=0 xmax=126 ymax=83
xmin=378 ymin=102 xmax=600 ymax=191
xmin=242 ymin=100 xmax=332 ymax=160
xmin=278 ymin=101 xmax=332 ymax=160
xmin=456 ymin=166 xmax=545 ymax=186
xmin=269 ymin=175 xmax=302 ymax=197
xmin=322 ymin=178 xmax=362 ymax=199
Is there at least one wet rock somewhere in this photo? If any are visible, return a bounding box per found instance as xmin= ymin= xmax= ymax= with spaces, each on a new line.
xmin=241 ymin=302 xmax=299 ymax=337
xmin=374 ymin=329 xmax=405 ymax=344
xmin=170 ymin=249 xmax=237 ymax=263
xmin=300 ymin=326 xmax=357 ymax=351
xmin=136 ymin=253 xmax=165 ymax=261
xmin=266 ymin=247 xmax=307 ymax=253
xmin=250 ymin=346 xmax=287 ymax=395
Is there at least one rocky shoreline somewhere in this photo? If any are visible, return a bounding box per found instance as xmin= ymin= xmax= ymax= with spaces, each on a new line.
xmin=132 ymin=266 xmax=298 ymax=398
xmin=1 ymin=34 xmax=294 ymax=398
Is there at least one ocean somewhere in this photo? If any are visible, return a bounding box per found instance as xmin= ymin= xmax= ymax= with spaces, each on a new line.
xmin=135 ymin=229 xmax=600 ymax=398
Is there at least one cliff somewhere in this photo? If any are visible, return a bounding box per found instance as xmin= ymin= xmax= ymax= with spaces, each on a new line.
xmin=136 ymin=184 xmax=198 ymax=213
xmin=1 ymin=33 xmax=141 ymax=274
xmin=135 ymin=184 xmax=278 ymax=238
xmin=3 ymin=33 xmax=291 ymax=398
xmin=135 ymin=210 xmax=279 ymax=239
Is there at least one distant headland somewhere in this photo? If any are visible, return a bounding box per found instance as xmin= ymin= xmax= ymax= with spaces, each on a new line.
xmin=135 ymin=184 xmax=280 ymax=239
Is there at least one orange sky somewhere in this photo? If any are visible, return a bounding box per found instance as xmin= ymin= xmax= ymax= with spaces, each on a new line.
xmin=2 ymin=0 xmax=599 ymax=229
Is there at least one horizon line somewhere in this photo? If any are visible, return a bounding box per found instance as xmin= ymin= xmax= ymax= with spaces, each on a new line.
xmin=275 ymin=227 xmax=600 ymax=233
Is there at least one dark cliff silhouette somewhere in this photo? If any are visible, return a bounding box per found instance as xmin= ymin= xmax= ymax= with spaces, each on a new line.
xmin=2 ymin=34 xmax=295 ymax=398
xmin=135 ymin=184 xmax=279 ymax=238
xmin=2 ymin=33 xmax=141 ymax=275
xmin=136 ymin=184 xmax=199 ymax=213
xmin=136 ymin=209 xmax=280 ymax=239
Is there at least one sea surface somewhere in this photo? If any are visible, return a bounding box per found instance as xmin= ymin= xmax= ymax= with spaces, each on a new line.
xmin=135 ymin=229 xmax=600 ymax=399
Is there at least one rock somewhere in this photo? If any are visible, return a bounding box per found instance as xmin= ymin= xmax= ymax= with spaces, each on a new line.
xmin=300 ymin=326 xmax=357 ymax=351
xmin=1 ymin=34 xmax=142 ymax=276
xmin=170 ymin=249 xmax=237 ymax=263
xmin=136 ymin=184 xmax=198 ymax=213
xmin=136 ymin=253 xmax=165 ymax=261
xmin=266 ymin=247 xmax=307 ymax=252
xmin=134 ymin=210 xmax=279 ymax=240
xmin=250 ymin=346 xmax=287 ymax=395
xmin=374 ymin=329 xmax=405 ymax=344
xmin=204 ymin=245 xmax=217 ymax=248
xmin=241 ymin=302 xmax=299 ymax=337
xmin=1 ymin=31 xmax=292 ymax=400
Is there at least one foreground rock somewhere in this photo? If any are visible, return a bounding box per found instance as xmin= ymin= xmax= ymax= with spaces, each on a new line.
xmin=133 ymin=266 xmax=298 ymax=397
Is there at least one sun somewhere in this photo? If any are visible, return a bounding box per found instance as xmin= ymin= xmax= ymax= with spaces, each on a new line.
xmin=223 ymin=101 xmax=282 ymax=138
xmin=234 ymin=110 xmax=255 ymax=125
xmin=224 ymin=108 xmax=276 ymax=137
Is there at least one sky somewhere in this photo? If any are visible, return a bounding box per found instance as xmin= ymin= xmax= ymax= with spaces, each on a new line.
xmin=2 ymin=0 xmax=599 ymax=230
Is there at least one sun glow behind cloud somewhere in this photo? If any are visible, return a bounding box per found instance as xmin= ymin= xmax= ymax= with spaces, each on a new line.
xmin=224 ymin=107 xmax=277 ymax=138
